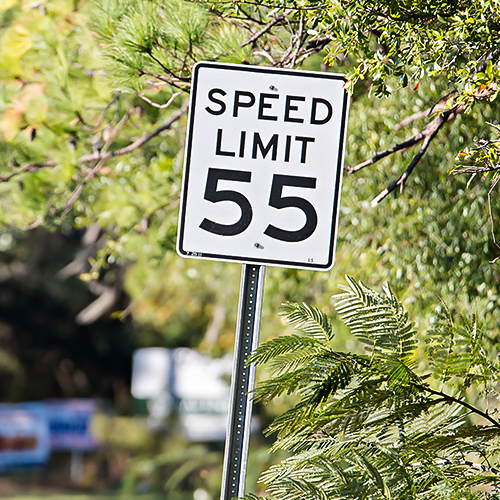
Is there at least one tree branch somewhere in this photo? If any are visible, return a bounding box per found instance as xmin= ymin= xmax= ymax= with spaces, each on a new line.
xmin=0 ymin=162 xmax=56 ymax=183
xmin=348 ymin=44 xmax=499 ymax=207
xmin=77 ymin=102 xmax=188 ymax=164
xmin=61 ymin=103 xmax=188 ymax=216
xmin=241 ymin=8 xmax=294 ymax=47
xmin=452 ymin=166 xmax=500 ymax=175
xmin=488 ymin=176 xmax=500 ymax=263
xmin=289 ymin=10 xmax=304 ymax=68
xmin=136 ymin=91 xmax=182 ymax=109
xmin=138 ymin=70 xmax=191 ymax=91
xmin=345 ymin=102 xmax=462 ymax=206
xmin=346 ymin=131 xmax=426 ymax=174
xmin=370 ymin=112 xmax=449 ymax=206
xmin=409 ymin=458 xmax=500 ymax=475
xmin=253 ymin=49 xmax=276 ymax=64
xmin=394 ymin=101 xmax=446 ymax=131
xmin=62 ymin=157 xmax=107 ymax=218
xmin=195 ymin=0 xmax=328 ymax=11
xmin=7 ymin=103 xmax=188 ymax=230
xmin=230 ymin=6 xmax=265 ymax=25
xmin=94 ymin=91 xmax=121 ymax=130
xmin=295 ymin=38 xmax=331 ymax=65
xmin=412 ymin=382 xmax=500 ymax=431
xmin=347 ymin=98 xmax=462 ymax=175
xmin=474 ymin=46 xmax=500 ymax=77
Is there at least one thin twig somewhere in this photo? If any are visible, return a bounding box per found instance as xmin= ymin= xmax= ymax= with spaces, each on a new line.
xmin=9 ymin=103 xmax=188 ymax=230
xmin=253 ymin=50 xmax=275 ymax=64
xmin=409 ymin=458 xmax=500 ymax=475
xmin=412 ymin=383 xmax=500 ymax=431
xmin=61 ymin=103 xmax=188 ymax=216
xmin=136 ymin=91 xmax=182 ymax=109
xmin=195 ymin=0 xmax=328 ymax=10
xmin=19 ymin=218 xmax=45 ymax=230
xmin=241 ymin=8 xmax=293 ymax=47
xmin=488 ymin=176 xmax=500 ymax=263
xmin=487 ymin=121 xmax=500 ymax=133
xmin=0 ymin=162 xmax=55 ymax=183
xmin=142 ymin=49 xmax=180 ymax=81
xmin=62 ymin=157 xmax=107 ymax=218
xmin=139 ymin=70 xmax=191 ymax=92
xmin=279 ymin=46 xmax=293 ymax=66
xmin=371 ymin=111 xmax=450 ymax=206
xmin=78 ymin=103 xmax=188 ymax=164
xmin=452 ymin=166 xmax=500 ymax=175
xmin=290 ymin=11 xmax=305 ymax=68
xmin=101 ymin=109 xmax=132 ymax=154
xmin=95 ymin=92 xmax=120 ymax=130
xmin=234 ymin=5 xmax=265 ymax=25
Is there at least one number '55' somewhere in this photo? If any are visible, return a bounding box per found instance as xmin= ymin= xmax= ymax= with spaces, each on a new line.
xmin=199 ymin=168 xmax=318 ymax=242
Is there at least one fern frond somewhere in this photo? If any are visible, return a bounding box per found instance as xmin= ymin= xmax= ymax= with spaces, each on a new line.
xmin=249 ymin=334 xmax=325 ymax=366
xmin=281 ymin=301 xmax=334 ymax=343
xmin=252 ymin=367 xmax=316 ymax=404
xmin=333 ymin=276 xmax=417 ymax=362
xmin=427 ymin=306 xmax=500 ymax=397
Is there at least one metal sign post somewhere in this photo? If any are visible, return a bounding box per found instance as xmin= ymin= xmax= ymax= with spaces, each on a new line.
xmin=221 ymin=264 xmax=265 ymax=500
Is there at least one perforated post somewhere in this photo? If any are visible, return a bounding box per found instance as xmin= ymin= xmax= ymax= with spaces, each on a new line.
xmin=221 ymin=264 xmax=265 ymax=500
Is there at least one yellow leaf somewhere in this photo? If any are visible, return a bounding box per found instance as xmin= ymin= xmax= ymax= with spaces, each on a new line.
xmin=0 ymin=0 xmax=18 ymax=13
xmin=0 ymin=100 xmax=25 ymax=141
xmin=0 ymin=24 xmax=33 ymax=77
xmin=24 ymin=93 xmax=48 ymax=125
xmin=22 ymin=83 xmax=46 ymax=97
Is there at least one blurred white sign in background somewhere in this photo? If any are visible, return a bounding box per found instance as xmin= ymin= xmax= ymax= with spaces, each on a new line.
xmin=132 ymin=348 xmax=253 ymax=441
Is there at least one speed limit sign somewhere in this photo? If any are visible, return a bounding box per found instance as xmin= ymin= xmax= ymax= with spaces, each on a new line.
xmin=177 ymin=62 xmax=350 ymax=270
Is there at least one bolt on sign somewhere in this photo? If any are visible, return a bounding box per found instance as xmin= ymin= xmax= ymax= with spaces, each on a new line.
xmin=177 ymin=62 xmax=350 ymax=270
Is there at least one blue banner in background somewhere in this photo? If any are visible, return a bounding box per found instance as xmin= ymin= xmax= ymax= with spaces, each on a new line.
xmin=0 ymin=399 xmax=100 ymax=472
xmin=0 ymin=402 xmax=50 ymax=471
xmin=45 ymin=399 xmax=99 ymax=452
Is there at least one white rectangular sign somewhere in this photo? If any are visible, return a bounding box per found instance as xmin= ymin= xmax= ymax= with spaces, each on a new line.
xmin=177 ymin=62 xmax=349 ymax=270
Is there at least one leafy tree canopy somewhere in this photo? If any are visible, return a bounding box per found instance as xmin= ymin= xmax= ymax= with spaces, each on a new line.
xmin=207 ymin=0 xmax=500 ymax=205
xmin=2 ymin=0 xmax=499 ymax=232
